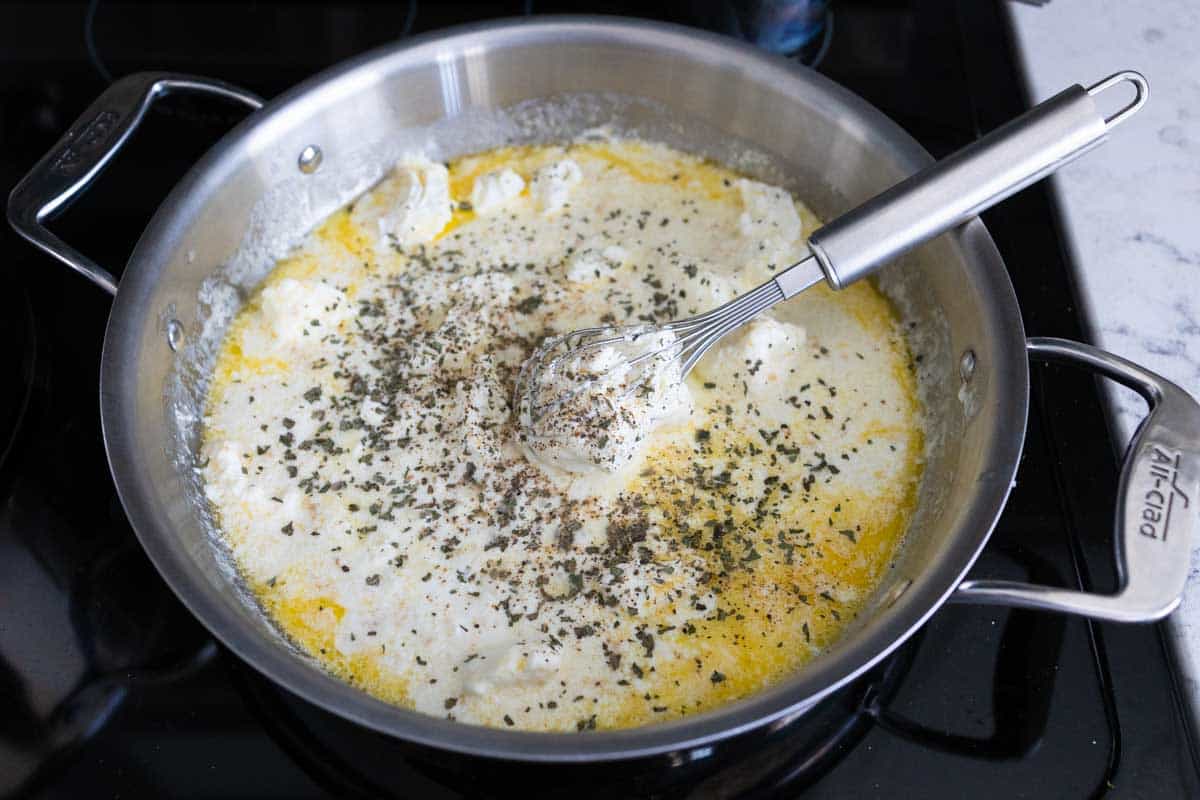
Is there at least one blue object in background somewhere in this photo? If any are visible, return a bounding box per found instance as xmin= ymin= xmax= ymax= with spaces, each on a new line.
xmin=726 ymin=0 xmax=830 ymax=57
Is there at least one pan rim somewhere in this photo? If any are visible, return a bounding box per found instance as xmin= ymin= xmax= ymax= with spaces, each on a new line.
xmin=99 ymin=15 xmax=1029 ymax=763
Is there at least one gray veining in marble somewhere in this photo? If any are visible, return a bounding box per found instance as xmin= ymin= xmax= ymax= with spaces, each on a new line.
xmin=1008 ymin=0 xmax=1200 ymax=724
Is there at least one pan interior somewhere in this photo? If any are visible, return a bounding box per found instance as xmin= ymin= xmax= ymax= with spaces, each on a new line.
xmin=108 ymin=19 xmax=1024 ymax=759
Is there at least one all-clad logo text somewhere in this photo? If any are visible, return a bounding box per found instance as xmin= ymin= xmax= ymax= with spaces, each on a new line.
xmin=50 ymin=110 xmax=120 ymax=176
xmin=1140 ymin=446 xmax=1189 ymax=542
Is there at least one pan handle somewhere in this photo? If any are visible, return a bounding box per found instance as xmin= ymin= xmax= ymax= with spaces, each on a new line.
xmin=953 ymin=337 xmax=1200 ymax=622
xmin=6 ymin=72 xmax=262 ymax=295
xmin=806 ymin=72 xmax=1146 ymax=290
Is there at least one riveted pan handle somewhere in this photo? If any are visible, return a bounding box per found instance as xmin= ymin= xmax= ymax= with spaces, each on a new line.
xmin=7 ymin=72 xmax=262 ymax=295
xmin=954 ymin=337 xmax=1200 ymax=622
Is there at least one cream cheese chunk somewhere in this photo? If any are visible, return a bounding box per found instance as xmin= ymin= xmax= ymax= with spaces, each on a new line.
xmin=470 ymin=168 xmax=525 ymax=215
xmin=736 ymin=177 xmax=803 ymax=247
xmin=565 ymin=240 xmax=629 ymax=283
xmin=530 ymin=158 xmax=582 ymax=214
xmin=352 ymin=158 xmax=452 ymax=250
xmin=258 ymin=278 xmax=352 ymax=347
xmin=724 ymin=317 xmax=807 ymax=390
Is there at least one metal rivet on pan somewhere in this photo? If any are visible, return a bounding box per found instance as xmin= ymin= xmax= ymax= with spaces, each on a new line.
xmin=166 ymin=319 xmax=184 ymax=352
xmin=960 ymin=349 xmax=976 ymax=382
xmin=298 ymin=144 xmax=323 ymax=174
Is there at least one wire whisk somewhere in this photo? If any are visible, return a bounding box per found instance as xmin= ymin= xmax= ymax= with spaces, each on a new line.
xmin=514 ymin=69 xmax=1151 ymax=466
xmin=516 ymin=255 xmax=825 ymax=428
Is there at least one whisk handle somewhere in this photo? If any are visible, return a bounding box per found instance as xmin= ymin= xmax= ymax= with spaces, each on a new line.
xmin=806 ymin=71 xmax=1146 ymax=290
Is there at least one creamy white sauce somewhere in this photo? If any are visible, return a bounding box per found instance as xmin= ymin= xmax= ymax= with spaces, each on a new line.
xmin=202 ymin=139 xmax=925 ymax=732
xmin=564 ymin=240 xmax=628 ymax=283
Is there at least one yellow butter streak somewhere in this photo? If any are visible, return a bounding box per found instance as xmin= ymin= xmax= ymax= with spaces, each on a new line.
xmin=262 ymin=587 xmax=411 ymax=706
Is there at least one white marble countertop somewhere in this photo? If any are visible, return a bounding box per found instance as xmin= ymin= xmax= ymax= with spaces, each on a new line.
xmin=1007 ymin=0 xmax=1200 ymax=721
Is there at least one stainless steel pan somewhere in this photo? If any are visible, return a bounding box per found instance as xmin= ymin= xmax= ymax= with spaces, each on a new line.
xmin=8 ymin=18 xmax=1199 ymax=764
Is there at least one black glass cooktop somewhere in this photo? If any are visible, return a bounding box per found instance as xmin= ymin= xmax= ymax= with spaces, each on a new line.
xmin=3 ymin=1 xmax=1198 ymax=797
